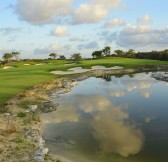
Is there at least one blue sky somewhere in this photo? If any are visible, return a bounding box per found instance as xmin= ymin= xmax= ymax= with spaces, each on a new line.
xmin=0 ymin=0 xmax=168 ymax=59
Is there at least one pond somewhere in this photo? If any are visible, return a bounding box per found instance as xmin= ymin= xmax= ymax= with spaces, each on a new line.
xmin=42 ymin=72 xmax=168 ymax=162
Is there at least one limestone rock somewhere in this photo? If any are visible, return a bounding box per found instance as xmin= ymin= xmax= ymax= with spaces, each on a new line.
xmin=28 ymin=105 xmax=38 ymax=112
xmin=40 ymin=101 xmax=58 ymax=113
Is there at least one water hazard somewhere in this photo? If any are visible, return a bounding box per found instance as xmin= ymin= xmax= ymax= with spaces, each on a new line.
xmin=42 ymin=72 xmax=168 ymax=162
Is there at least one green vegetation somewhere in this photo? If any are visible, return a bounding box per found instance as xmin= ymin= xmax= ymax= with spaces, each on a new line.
xmin=0 ymin=57 xmax=168 ymax=110
xmin=70 ymin=53 xmax=82 ymax=60
xmin=49 ymin=53 xmax=58 ymax=59
xmin=114 ymin=49 xmax=168 ymax=61
xmin=17 ymin=112 xmax=27 ymax=118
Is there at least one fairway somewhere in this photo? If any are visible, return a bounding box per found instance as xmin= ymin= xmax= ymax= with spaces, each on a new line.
xmin=0 ymin=57 xmax=168 ymax=108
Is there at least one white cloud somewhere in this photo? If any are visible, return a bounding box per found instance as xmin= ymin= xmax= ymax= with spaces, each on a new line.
xmin=76 ymin=95 xmax=111 ymax=113
xmin=109 ymin=89 xmax=126 ymax=97
xmin=137 ymin=14 xmax=153 ymax=24
xmin=34 ymin=43 xmax=71 ymax=55
xmin=72 ymin=0 xmax=121 ymax=24
xmin=43 ymin=104 xmax=80 ymax=124
xmin=116 ymin=25 xmax=168 ymax=48
xmin=101 ymin=24 xmax=168 ymax=49
xmin=104 ymin=18 xmax=125 ymax=28
xmin=14 ymin=0 xmax=122 ymax=25
xmin=92 ymin=107 xmax=144 ymax=157
xmin=51 ymin=26 xmax=68 ymax=37
xmin=73 ymin=4 xmax=108 ymax=24
xmin=15 ymin=0 xmax=75 ymax=24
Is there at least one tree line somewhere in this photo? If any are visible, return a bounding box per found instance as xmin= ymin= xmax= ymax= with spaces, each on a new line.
xmin=113 ymin=49 xmax=168 ymax=61
xmin=49 ymin=53 xmax=82 ymax=60
xmin=91 ymin=47 xmax=168 ymax=61
xmin=1 ymin=52 xmax=83 ymax=64
xmin=1 ymin=47 xmax=168 ymax=63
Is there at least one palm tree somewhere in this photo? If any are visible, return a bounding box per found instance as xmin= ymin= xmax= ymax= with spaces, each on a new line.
xmin=2 ymin=53 xmax=13 ymax=63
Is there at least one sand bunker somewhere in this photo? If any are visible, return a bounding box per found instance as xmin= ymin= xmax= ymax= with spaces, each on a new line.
xmin=36 ymin=63 xmax=43 ymax=65
xmin=3 ymin=66 xmax=16 ymax=69
xmin=36 ymin=63 xmax=47 ymax=66
xmin=24 ymin=64 xmax=31 ymax=65
xmin=51 ymin=66 xmax=123 ymax=75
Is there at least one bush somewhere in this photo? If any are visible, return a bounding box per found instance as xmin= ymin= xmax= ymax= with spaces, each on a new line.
xmin=17 ymin=112 xmax=26 ymax=117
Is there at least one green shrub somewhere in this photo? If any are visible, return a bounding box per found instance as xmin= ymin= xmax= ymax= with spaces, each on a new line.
xmin=17 ymin=112 xmax=26 ymax=117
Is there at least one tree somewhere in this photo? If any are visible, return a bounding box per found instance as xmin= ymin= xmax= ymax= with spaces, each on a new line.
xmin=71 ymin=53 xmax=82 ymax=60
xmin=2 ymin=53 xmax=13 ymax=63
xmin=49 ymin=53 xmax=57 ymax=59
xmin=126 ymin=49 xmax=136 ymax=58
xmin=102 ymin=46 xmax=111 ymax=56
xmin=59 ymin=55 xmax=66 ymax=60
xmin=114 ymin=49 xmax=125 ymax=57
xmin=92 ymin=50 xmax=103 ymax=58
xmin=12 ymin=52 xmax=20 ymax=61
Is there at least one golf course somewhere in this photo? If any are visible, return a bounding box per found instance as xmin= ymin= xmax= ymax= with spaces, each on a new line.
xmin=0 ymin=57 xmax=168 ymax=109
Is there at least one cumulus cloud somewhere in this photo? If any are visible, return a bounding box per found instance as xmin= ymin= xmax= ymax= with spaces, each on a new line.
xmin=43 ymin=104 xmax=80 ymax=124
xmin=78 ymin=41 xmax=99 ymax=50
xmin=91 ymin=107 xmax=144 ymax=157
xmin=73 ymin=4 xmax=108 ymax=24
xmin=109 ymin=89 xmax=126 ymax=97
xmin=14 ymin=0 xmax=75 ymax=24
xmin=76 ymin=95 xmax=111 ymax=113
xmin=103 ymin=18 xmax=125 ymax=28
xmin=137 ymin=14 xmax=153 ymax=24
xmin=14 ymin=0 xmax=123 ymax=25
xmin=73 ymin=95 xmax=144 ymax=157
xmin=51 ymin=26 xmax=68 ymax=37
xmin=105 ymin=74 xmax=155 ymax=99
xmin=101 ymin=24 xmax=168 ymax=48
xmin=116 ymin=25 xmax=168 ymax=47
xmin=72 ymin=0 xmax=121 ymax=24
xmin=42 ymin=92 xmax=144 ymax=157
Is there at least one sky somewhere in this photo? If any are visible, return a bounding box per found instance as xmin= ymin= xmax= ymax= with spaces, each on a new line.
xmin=0 ymin=0 xmax=168 ymax=59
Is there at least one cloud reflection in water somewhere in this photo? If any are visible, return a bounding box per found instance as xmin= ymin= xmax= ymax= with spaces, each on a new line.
xmin=43 ymin=94 xmax=144 ymax=157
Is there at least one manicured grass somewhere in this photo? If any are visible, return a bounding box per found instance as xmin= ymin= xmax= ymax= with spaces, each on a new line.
xmin=78 ymin=57 xmax=168 ymax=68
xmin=0 ymin=57 xmax=168 ymax=109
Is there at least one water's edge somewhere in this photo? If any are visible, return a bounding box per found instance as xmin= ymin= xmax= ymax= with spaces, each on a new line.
xmin=2 ymin=66 xmax=168 ymax=162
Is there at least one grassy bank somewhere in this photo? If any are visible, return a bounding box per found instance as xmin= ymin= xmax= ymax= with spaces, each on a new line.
xmin=0 ymin=57 xmax=168 ymax=109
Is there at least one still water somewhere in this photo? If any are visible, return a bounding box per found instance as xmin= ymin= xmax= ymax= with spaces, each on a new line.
xmin=42 ymin=72 xmax=168 ymax=162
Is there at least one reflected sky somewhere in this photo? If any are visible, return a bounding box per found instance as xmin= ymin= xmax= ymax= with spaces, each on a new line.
xmin=42 ymin=72 xmax=168 ymax=162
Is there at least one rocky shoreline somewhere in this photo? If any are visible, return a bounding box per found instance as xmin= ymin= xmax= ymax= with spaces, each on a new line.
xmin=151 ymin=72 xmax=168 ymax=82
xmin=1 ymin=65 xmax=168 ymax=162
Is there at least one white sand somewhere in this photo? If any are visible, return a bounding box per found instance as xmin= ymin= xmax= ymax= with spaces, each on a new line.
xmin=24 ymin=64 xmax=31 ymax=65
xmin=3 ymin=66 xmax=15 ymax=69
xmin=36 ymin=63 xmax=47 ymax=65
xmin=51 ymin=66 xmax=123 ymax=75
